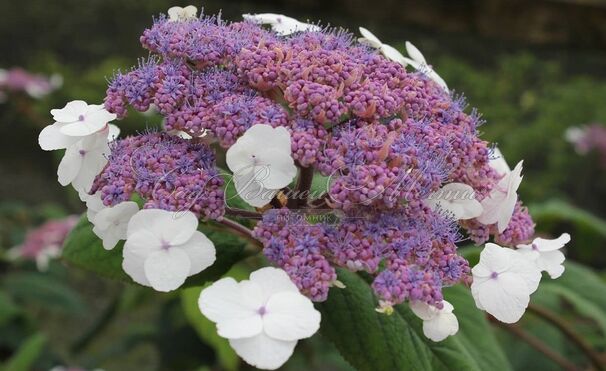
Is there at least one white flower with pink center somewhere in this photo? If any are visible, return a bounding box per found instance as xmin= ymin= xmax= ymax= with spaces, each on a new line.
xmin=517 ymin=233 xmax=571 ymax=279
xmin=199 ymin=267 xmax=321 ymax=370
xmin=471 ymin=243 xmax=541 ymax=323
xmin=123 ymin=209 xmax=216 ymax=292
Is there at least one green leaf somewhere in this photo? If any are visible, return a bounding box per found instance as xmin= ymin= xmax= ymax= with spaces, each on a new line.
xmin=2 ymin=272 xmax=86 ymax=314
xmin=539 ymin=261 xmax=606 ymax=340
xmin=62 ymin=216 xmax=131 ymax=282
xmin=2 ymin=333 xmax=47 ymax=371
xmin=530 ymin=199 xmax=606 ymax=238
xmin=318 ymin=270 xmax=511 ymax=371
xmin=62 ymin=215 xmax=250 ymax=288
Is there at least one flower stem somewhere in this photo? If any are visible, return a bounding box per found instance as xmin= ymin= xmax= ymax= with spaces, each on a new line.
xmin=527 ymin=303 xmax=605 ymax=370
xmin=287 ymin=165 xmax=314 ymax=209
xmin=217 ymin=217 xmax=262 ymax=250
xmin=489 ymin=317 xmax=580 ymax=371
xmin=224 ymin=207 xmax=262 ymax=219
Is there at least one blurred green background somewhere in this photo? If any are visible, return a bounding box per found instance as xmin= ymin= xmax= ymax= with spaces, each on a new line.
xmin=1 ymin=1 xmax=606 ymax=370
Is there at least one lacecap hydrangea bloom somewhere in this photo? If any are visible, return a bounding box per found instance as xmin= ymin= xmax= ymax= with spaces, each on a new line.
xmin=39 ymin=6 xmax=571 ymax=370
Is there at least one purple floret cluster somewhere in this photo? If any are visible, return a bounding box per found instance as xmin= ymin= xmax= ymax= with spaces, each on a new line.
xmin=98 ymin=11 xmax=535 ymax=307
xmin=91 ymin=132 xmax=224 ymax=220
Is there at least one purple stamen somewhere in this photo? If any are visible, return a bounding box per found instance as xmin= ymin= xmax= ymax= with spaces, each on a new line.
xmin=490 ymin=272 xmax=499 ymax=279
xmin=257 ymin=306 xmax=267 ymax=316
xmin=78 ymin=114 xmax=85 ymax=121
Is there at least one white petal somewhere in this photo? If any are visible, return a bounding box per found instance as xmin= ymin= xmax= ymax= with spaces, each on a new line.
xmin=405 ymin=41 xmax=427 ymax=64
xmin=423 ymin=312 xmax=459 ymax=342
xmin=381 ymin=44 xmax=407 ymax=64
xmin=183 ymin=5 xmax=198 ymax=18
xmin=122 ymin=244 xmax=150 ymax=286
xmin=473 ymin=272 xmax=530 ymax=323
xmin=51 ymin=100 xmax=87 ymax=123
xmin=358 ymin=27 xmax=382 ymax=48
xmin=489 ymin=147 xmax=510 ymax=176
xmin=57 ymin=144 xmax=83 ymax=186
xmin=92 ymin=202 xmax=139 ymax=250
xmin=473 ymin=243 xmax=514 ymax=276
xmin=254 ymin=148 xmax=297 ymax=189
xmin=199 ymin=278 xmax=264 ymax=339
xmin=60 ymin=109 xmax=115 ymax=137
xmin=144 ymin=248 xmax=191 ymax=292
xmin=426 ymin=69 xmax=448 ymax=92
xmin=409 ymin=300 xmax=439 ymax=321
xmin=537 ymin=250 xmax=566 ymax=279
xmin=108 ymin=124 xmax=120 ymax=141
xmin=249 ymin=267 xmax=299 ymax=301
xmin=233 ymin=173 xmax=278 ymax=208
xmin=82 ymin=192 xmax=105 ymax=222
xmin=263 ymin=291 xmax=321 ymax=341
xmin=39 ymin=122 xmax=79 ymax=150
xmin=229 ymin=333 xmax=297 ymax=370
xmin=126 ymin=209 xmax=198 ymax=246
xmin=178 ymin=231 xmax=216 ymax=275
xmin=532 ymin=233 xmax=571 ymax=252
xmin=507 ymin=249 xmax=542 ymax=294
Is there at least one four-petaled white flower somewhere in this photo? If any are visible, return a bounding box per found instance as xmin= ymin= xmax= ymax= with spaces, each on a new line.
xmin=92 ymin=201 xmax=139 ymax=250
xmin=49 ymin=100 xmax=116 ymax=137
xmin=167 ymin=5 xmax=198 ymax=22
xmin=243 ymin=13 xmax=320 ymax=36
xmin=56 ymin=129 xmax=110 ymax=193
xmin=226 ymin=124 xmax=297 ymax=208
xmin=199 ymin=267 xmax=321 ymax=370
xmin=123 ymin=209 xmax=216 ymax=292
xmin=471 ymin=243 xmax=541 ymax=323
xmin=410 ymin=300 xmax=459 ymax=342
xmin=517 ymin=233 xmax=571 ymax=279
xmin=425 ymin=183 xmax=483 ymax=220
xmin=477 ymin=160 xmax=524 ymax=233
xmin=357 ymin=27 xmax=409 ymax=65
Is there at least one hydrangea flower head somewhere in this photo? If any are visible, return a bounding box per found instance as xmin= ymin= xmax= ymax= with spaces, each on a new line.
xmin=38 ymin=7 xmax=570 ymax=366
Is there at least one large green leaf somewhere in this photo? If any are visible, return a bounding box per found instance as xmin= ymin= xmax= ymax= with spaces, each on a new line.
xmin=318 ymin=270 xmax=511 ymax=371
xmin=62 ymin=215 xmax=250 ymax=288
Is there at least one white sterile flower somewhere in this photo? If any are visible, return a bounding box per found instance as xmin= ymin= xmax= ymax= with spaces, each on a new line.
xmin=358 ymin=27 xmax=407 ymax=65
xmin=123 ymin=209 xmax=215 ymax=292
xmin=57 ymin=129 xmax=110 ymax=193
xmin=489 ymin=147 xmax=510 ymax=176
xmin=517 ymin=233 xmax=571 ymax=279
xmin=243 ymin=13 xmax=320 ymax=36
xmin=199 ymin=267 xmax=321 ymax=370
xmin=92 ymin=201 xmax=139 ymax=250
xmin=167 ymin=5 xmax=198 ymax=21
xmin=226 ymin=124 xmax=297 ymax=208
xmin=477 ymin=160 xmax=523 ymax=233
xmin=410 ymin=300 xmax=459 ymax=342
xmin=471 ymin=243 xmax=541 ymax=323
xmin=50 ymin=100 xmax=116 ymax=137
xmin=425 ymin=183 xmax=482 ymax=220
